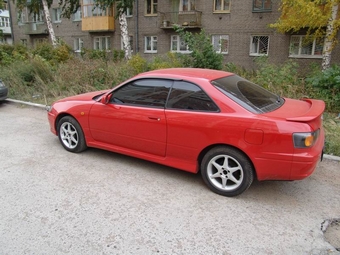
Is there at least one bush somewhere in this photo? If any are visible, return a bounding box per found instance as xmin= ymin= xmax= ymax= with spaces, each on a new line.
xmin=306 ymin=65 xmax=340 ymax=112
xmin=252 ymin=56 xmax=303 ymax=98
xmin=175 ymin=27 xmax=223 ymax=70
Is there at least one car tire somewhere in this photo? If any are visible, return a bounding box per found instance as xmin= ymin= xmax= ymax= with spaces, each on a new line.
xmin=201 ymin=146 xmax=254 ymax=197
xmin=57 ymin=116 xmax=87 ymax=153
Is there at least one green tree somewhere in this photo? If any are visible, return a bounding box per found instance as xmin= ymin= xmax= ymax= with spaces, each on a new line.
xmin=175 ymin=27 xmax=223 ymax=70
xmin=270 ymin=0 xmax=340 ymax=70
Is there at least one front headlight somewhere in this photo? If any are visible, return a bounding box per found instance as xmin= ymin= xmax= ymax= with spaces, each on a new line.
xmin=293 ymin=129 xmax=320 ymax=148
xmin=0 ymin=80 xmax=4 ymax=87
xmin=45 ymin=105 xmax=52 ymax=112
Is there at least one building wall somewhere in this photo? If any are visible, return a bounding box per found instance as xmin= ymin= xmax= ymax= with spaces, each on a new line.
xmin=9 ymin=0 xmax=340 ymax=71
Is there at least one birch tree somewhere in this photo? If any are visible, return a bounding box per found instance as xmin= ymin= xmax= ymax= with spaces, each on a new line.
xmin=270 ymin=0 xmax=340 ymax=70
xmin=14 ymin=0 xmax=58 ymax=47
xmin=61 ymin=0 xmax=133 ymax=59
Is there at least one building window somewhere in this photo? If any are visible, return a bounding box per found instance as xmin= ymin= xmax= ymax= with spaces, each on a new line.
xmin=126 ymin=7 xmax=132 ymax=17
xmin=289 ymin=35 xmax=323 ymax=58
xmin=180 ymin=0 xmax=195 ymax=11
xmin=250 ymin=35 xmax=269 ymax=56
xmin=52 ymin=8 xmax=61 ymax=23
xmin=32 ymin=11 xmax=44 ymax=23
xmin=171 ymin=35 xmax=190 ymax=53
xmin=214 ymin=0 xmax=230 ymax=12
xmin=74 ymin=38 xmax=83 ymax=52
xmin=146 ymin=0 xmax=157 ymax=15
xmin=83 ymin=0 xmax=113 ymax=17
xmin=0 ymin=17 xmax=10 ymax=27
xmin=94 ymin=36 xmax=111 ymax=50
xmin=253 ymin=0 xmax=271 ymax=12
xmin=145 ymin=36 xmax=157 ymax=53
xmin=212 ymin=35 xmax=229 ymax=54
xmin=121 ymin=35 xmax=134 ymax=52
xmin=73 ymin=8 xmax=82 ymax=21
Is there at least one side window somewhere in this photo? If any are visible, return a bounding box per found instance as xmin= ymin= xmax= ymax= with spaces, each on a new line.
xmin=167 ymin=81 xmax=219 ymax=112
xmin=111 ymin=79 xmax=172 ymax=108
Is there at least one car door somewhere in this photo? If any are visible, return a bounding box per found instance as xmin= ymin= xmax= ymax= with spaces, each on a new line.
xmin=164 ymin=80 xmax=220 ymax=165
xmin=88 ymin=78 xmax=173 ymax=157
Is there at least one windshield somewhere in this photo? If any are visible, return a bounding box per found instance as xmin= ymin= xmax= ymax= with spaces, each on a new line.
xmin=212 ymin=75 xmax=284 ymax=113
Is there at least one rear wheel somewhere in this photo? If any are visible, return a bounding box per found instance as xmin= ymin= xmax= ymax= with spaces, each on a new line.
xmin=57 ymin=116 xmax=87 ymax=153
xmin=201 ymin=146 xmax=254 ymax=197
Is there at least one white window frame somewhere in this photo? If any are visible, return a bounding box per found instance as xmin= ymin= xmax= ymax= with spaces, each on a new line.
xmin=52 ymin=8 xmax=61 ymax=23
xmin=250 ymin=35 xmax=269 ymax=56
xmin=144 ymin=36 xmax=157 ymax=53
xmin=289 ymin=35 xmax=323 ymax=59
xmin=32 ymin=11 xmax=44 ymax=23
xmin=94 ymin=36 xmax=111 ymax=51
xmin=213 ymin=0 xmax=231 ymax=13
xmin=74 ymin=38 xmax=84 ymax=52
xmin=180 ymin=0 xmax=196 ymax=12
xmin=145 ymin=0 xmax=157 ymax=15
xmin=126 ymin=7 xmax=132 ymax=17
xmin=212 ymin=35 xmax=229 ymax=54
xmin=171 ymin=35 xmax=191 ymax=53
xmin=73 ymin=8 xmax=82 ymax=21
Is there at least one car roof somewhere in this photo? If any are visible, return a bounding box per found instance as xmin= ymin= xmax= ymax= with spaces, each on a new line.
xmin=136 ymin=68 xmax=234 ymax=81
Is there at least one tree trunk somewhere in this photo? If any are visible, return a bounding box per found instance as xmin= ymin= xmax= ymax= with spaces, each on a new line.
xmin=42 ymin=0 xmax=57 ymax=48
xmin=322 ymin=3 xmax=339 ymax=71
xmin=119 ymin=10 xmax=131 ymax=60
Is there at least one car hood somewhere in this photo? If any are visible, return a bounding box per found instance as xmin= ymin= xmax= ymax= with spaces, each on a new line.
xmin=56 ymin=90 xmax=110 ymax=103
xmin=263 ymin=98 xmax=325 ymax=123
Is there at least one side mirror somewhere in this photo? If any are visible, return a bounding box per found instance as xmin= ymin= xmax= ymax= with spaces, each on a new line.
xmin=101 ymin=93 xmax=112 ymax=104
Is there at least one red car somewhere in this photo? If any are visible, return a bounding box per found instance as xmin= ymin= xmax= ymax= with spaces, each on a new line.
xmin=47 ymin=68 xmax=325 ymax=197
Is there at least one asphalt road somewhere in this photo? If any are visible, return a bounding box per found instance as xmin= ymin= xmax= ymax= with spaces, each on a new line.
xmin=0 ymin=102 xmax=339 ymax=255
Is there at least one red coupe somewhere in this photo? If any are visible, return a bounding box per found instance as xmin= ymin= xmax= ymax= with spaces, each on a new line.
xmin=47 ymin=68 xmax=325 ymax=197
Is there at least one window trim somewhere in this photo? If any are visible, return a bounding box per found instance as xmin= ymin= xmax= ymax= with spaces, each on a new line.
xmin=289 ymin=35 xmax=323 ymax=59
xmin=212 ymin=34 xmax=229 ymax=54
xmin=74 ymin=37 xmax=84 ymax=52
xmin=213 ymin=0 xmax=231 ymax=13
xmin=249 ymin=35 xmax=269 ymax=56
xmin=170 ymin=35 xmax=191 ymax=54
xmin=145 ymin=0 xmax=158 ymax=16
xmin=144 ymin=36 xmax=158 ymax=53
xmin=52 ymin=8 xmax=62 ymax=23
xmin=93 ymin=36 xmax=111 ymax=51
xmin=252 ymin=0 xmax=272 ymax=13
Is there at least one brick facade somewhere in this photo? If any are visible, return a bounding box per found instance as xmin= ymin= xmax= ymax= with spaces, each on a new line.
xmin=9 ymin=0 xmax=340 ymax=70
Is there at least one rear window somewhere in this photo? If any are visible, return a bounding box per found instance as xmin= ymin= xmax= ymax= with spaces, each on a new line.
xmin=212 ymin=75 xmax=284 ymax=113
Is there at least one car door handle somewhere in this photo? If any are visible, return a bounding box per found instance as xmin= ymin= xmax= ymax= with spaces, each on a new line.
xmin=148 ymin=117 xmax=161 ymax=121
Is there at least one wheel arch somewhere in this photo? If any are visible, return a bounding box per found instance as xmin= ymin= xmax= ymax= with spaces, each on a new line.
xmin=55 ymin=113 xmax=77 ymax=132
xmin=197 ymin=144 xmax=258 ymax=180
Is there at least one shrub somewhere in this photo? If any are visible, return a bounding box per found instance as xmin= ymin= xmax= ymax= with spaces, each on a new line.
xmin=175 ymin=27 xmax=223 ymax=70
xmin=306 ymin=65 xmax=340 ymax=113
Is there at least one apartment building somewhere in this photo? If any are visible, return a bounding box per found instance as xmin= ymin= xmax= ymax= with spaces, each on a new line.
xmin=9 ymin=0 xmax=340 ymax=70
xmin=0 ymin=0 xmax=12 ymax=44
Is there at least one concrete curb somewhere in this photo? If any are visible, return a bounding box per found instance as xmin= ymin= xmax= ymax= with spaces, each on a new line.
xmin=5 ymin=98 xmax=340 ymax=161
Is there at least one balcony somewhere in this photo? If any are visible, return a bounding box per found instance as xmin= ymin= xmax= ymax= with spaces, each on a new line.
xmin=81 ymin=4 xmax=115 ymax=32
xmin=159 ymin=11 xmax=202 ymax=29
xmin=23 ymin=22 xmax=48 ymax=35
xmin=0 ymin=25 xmax=11 ymax=35
xmin=82 ymin=16 xmax=115 ymax=32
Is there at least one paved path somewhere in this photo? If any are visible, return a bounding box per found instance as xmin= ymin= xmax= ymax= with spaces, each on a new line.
xmin=0 ymin=102 xmax=339 ymax=255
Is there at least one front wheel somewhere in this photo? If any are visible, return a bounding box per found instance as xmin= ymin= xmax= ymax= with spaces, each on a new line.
xmin=201 ymin=146 xmax=254 ymax=197
xmin=57 ymin=116 xmax=87 ymax=153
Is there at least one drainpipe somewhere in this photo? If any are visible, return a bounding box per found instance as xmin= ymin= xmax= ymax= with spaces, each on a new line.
xmin=7 ymin=0 xmax=15 ymax=44
xmin=135 ymin=0 xmax=139 ymax=53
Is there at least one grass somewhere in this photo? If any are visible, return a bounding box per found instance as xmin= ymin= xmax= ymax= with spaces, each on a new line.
xmin=0 ymin=49 xmax=339 ymax=156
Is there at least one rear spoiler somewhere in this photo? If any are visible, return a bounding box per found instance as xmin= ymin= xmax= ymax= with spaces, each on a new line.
xmin=286 ymin=99 xmax=325 ymax=122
